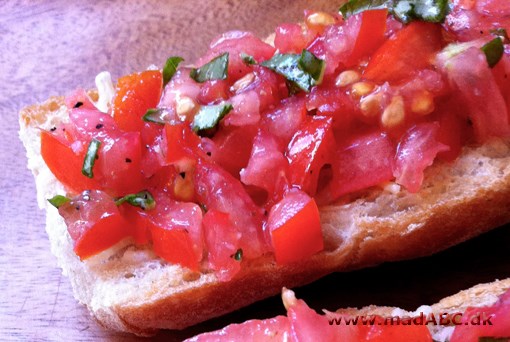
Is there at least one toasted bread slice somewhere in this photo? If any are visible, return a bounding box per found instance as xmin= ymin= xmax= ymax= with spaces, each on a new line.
xmin=19 ymin=91 xmax=510 ymax=335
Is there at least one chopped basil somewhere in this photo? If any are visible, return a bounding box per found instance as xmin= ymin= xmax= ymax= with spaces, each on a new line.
xmin=481 ymin=37 xmax=504 ymax=68
xmin=190 ymin=53 xmax=229 ymax=83
xmin=192 ymin=103 xmax=233 ymax=133
xmin=340 ymin=0 xmax=449 ymax=24
xmin=240 ymin=52 xmax=256 ymax=65
xmin=233 ymin=248 xmax=243 ymax=261
xmin=393 ymin=0 xmax=449 ymax=24
xmin=261 ymin=49 xmax=325 ymax=92
xmin=115 ymin=190 xmax=156 ymax=210
xmin=339 ymin=0 xmax=388 ymax=18
xmin=143 ymin=108 xmax=168 ymax=125
xmin=48 ymin=195 xmax=70 ymax=208
xmin=82 ymin=139 xmax=101 ymax=178
xmin=490 ymin=28 xmax=509 ymax=42
xmin=163 ymin=56 xmax=184 ymax=87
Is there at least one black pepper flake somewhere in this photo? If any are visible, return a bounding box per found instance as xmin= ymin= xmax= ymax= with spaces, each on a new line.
xmin=179 ymin=172 xmax=186 ymax=179
xmin=125 ymin=158 xmax=132 ymax=163
xmin=62 ymin=128 xmax=66 ymax=132
xmin=480 ymin=30 xmax=484 ymax=35
xmin=50 ymin=127 xmax=57 ymax=132
xmin=96 ymin=123 xmax=104 ymax=129
xmin=206 ymin=151 xmax=212 ymax=156
xmin=74 ymin=101 xmax=84 ymax=108
xmin=75 ymin=205 xmax=80 ymax=211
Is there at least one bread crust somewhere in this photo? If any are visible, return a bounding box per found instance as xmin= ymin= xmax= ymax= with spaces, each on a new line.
xmin=19 ymin=95 xmax=510 ymax=335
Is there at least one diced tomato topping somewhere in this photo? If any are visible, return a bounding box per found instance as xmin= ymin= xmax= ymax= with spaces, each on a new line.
xmin=59 ymin=190 xmax=129 ymax=259
xmin=41 ymin=130 xmax=99 ymax=193
xmin=450 ymin=288 xmax=510 ymax=342
xmin=394 ymin=123 xmax=449 ymax=192
xmin=111 ymin=70 xmax=162 ymax=132
xmin=275 ymin=23 xmax=308 ymax=54
xmin=442 ymin=47 xmax=510 ymax=142
xmin=203 ymin=210 xmax=242 ymax=281
xmin=194 ymin=159 xmax=267 ymax=258
xmin=286 ymin=116 xmax=335 ymax=196
xmin=364 ymin=21 xmax=443 ymax=83
xmin=65 ymin=89 xmax=97 ymax=110
xmin=119 ymin=206 xmax=151 ymax=245
xmin=268 ymin=190 xmax=323 ymax=264
xmin=346 ymin=9 xmax=388 ymax=66
xmin=264 ymin=95 xmax=307 ymax=144
xmin=162 ymin=123 xmax=202 ymax=170
xmin=319 ymin=131 xmax=394 ymax=203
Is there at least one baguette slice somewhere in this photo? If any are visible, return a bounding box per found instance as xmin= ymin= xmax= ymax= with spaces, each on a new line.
xmin=187 ymin=278 xmax=510 ymax=341
xmin=19 ymin=90 xmax=510 ymax=335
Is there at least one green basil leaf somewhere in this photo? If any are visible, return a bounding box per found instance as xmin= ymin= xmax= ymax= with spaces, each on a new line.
xmin=190 ymin=52 xmax=229 ymax=83
xmin=240 ymin=52 xmax=256 ymax=65
xmin=490 ymin=28 xmax=509 ymax=43
xmin=48 ymin=195 xmax=71 ymax=208
xmin=340 ymin=0 xmax=389 ymax=18
xmin=115 ymin=190 xmax=156 ymax=210
xmin=261 ymin=49 xmax=325 ymax=92
xmin=163 ymin=56 xmax=184 ymax=87
xmin=143 ymin=108 xmax=168 ymax=125
xmin=192 ymin=103 xmax=233 ymax=133
xmin=393 ymin=0 xmax=449 ymax=24
xmin=482 ymin=37 xmax=504 ymax=68
xmin=82 ymin=139 xmax=101 ymax=178
xmin=340 ymin=0 xmax=449 ymax=24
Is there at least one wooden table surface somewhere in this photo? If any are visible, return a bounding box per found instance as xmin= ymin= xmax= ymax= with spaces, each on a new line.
xmin=1 ymin=1 xmax=509 ymax=341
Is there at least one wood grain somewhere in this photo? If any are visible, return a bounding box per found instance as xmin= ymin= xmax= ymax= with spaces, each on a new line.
xmin=1 ymin=0 xmax=509 ymax=341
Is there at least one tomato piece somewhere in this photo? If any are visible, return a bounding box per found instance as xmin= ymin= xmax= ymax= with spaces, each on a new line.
xmin=240 ymin=129 xmax=289 ymax=206
xmin=112 ymin=70 xmax=162 ymax=132
xmin=443 ymin=47 xmax=510 ymax=142
xmin=225 ymin=90 xmax=261 ymax=126
xmin=364 ymin=21 xmax=443 ymax=83
xmin=162 ymin=123 xmax=202 ymax=170
xmin=65 ymin=88 xmax=97 ymax=110
xmin=264 ymin=95 xmax=307 ymax=144
xmin=286 ymin=116 xmax=335 ymax=196
xmin=119 ymin=206 xmax=151 ymax=245
xmin=434 ymin=99 xmax=472 ymax=162
xmin=359 ymin=316 xmax=432 ymax=342
xmin=202 ymin=210 xmax=242 ymax=281
xmin=41 ymin=130 xmax=98 ymax=193
xmin=268 ymin=190 xmax=323 ymax=264
xmin=194 ymin=159 xmax=268 ymax=258
xmin=197 ymin=79 xmax=230 ymax=104
xmin=149 ymin=196 xmax=203 ymax=270
xmin=346 ymin=9 xmax=388 ymax=66
xmin=394 ymin=123 xmax=449 ymax=193
xmin=275 ymin=23 xmax=308 ymax=54
xmin=450 ymin=288 xmax=510 ymax=342
xmin=319 ymin=131 xmax=394 ymax=203
xmin=59 ymin=190 xmax=129 ymax=259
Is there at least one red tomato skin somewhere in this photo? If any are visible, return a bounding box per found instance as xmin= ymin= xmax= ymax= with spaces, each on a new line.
xmin=286 ymin=116 xmax=335 ymax=196
xmin=151 ymin=226 xmax=199 ymax=271
xmin=162 ymin=123 xmax=202 ymax=169
xmin=275 ymin=23 xmax=307 ymax=54
xmin=111 ymin=70 xmax=162 ymax=132
xmin=41 ymin=130 xmax=99 ymax=193
xmin=194 ymin=159 xmax=268 ymax=258
xmin=269 ymin=191 xmax=323 ymax=265
xmin=59 ymin=190 xmax=129 ymax=259
xmin=319 ymin=131 xmax=394 ymax=203
xmin=364 ymin=21 xmax=443 ymax=83
xmin=450 ymin=289 xmax=510 ymax=342
xmin=119 ymin=206 xmax=151 ymax=245
xmin=346 ymin=9 xmax=388 ymax=66
xmin=202 ymin=210 xmax=242 ymax=281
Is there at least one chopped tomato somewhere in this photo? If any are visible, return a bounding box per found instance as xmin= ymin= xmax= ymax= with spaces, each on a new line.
xmin=59 ymin=190 xmax=129 ymax=259
xmin=149 ymin=195 xmax=203 ymax=270
xmin=364 ymin=21 xmax=443 ymax=83
xmin=111 ymin=70 xmax=162 ymax=132
xmin=65 ymin=88 xmax=97 ymax=110
xmin=319 ymin=131 xmax=394 ymax=203
xmin=450 ymin=288 xmax=510 ymax=342
xmin=286 ymin=116 xmax=335 ymax=196
xmin=162 ymin=123 xmax=202 ymax=170
xmin=225 ymin=90 xmax=261 ymax=126
xmin=118 ymin=205 xmax=151 ymax=245
xmin=41 ymin=130 xmax=98 ymax=193
xmin=394 ymin=123 xmax=449 ymax=192
xmin=268 ymin=190 xmax=323 ymax=265
xmin=197 ymin=79 xmax=230 ymax=104
xmin=202 ymin=210 xmax=241 ymax=281
xmin=443 ymin=47 xmax=510 ymax=142
xmin=194 ymin=159 xmax=268 ymax=258
xmin=264 ymin=95 xmax=307 ymax=144
xmin=346 ymin=9 xmax=388 ymax=66
xmin=274 ymin=23 xmax=308 ymax=54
